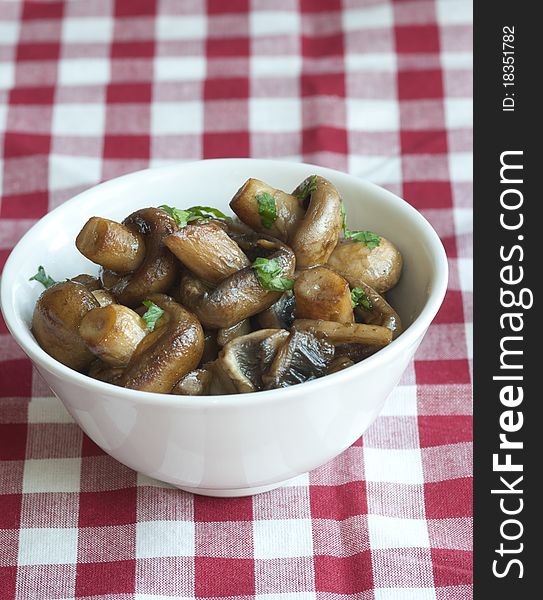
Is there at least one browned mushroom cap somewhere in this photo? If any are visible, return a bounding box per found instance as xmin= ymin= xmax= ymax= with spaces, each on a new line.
xmin=263 ymin=330 xmax=335 ymax=389
xmin=182 ymin=238 xmax=296 ymax=329
xmin=292 ymin=319 xmax=392 ymax=347
xmin=257 ymin=291 xmax=296 ymax=329
xmin=80 ymin=304 xmax=148 ymax=367
xmin=289 ymin=176 xmax=343 ymax=269
xmin=109 ymin=208 xmax=179 ymax=307
xmin=172 ymin=368 xmax=213 ymax=396
xmin=164 ymin=221 xmax=249 ymax=284
xmin=121 ymin=294 xmax=204 ymax=393
xmin=294 ymin=266 xmax=354 ymax=324
xmin=219 ymin=329 xmax=290 ymax=393
xmin=353 ymin=281 xmax=402 ymax=339
xmin=230 ymin=178 xmax=305 ymax=242
xmin=31 ymin=281 xmax=99 ymax=371
xmin=328 ymin=237 xmax=402 ymax=294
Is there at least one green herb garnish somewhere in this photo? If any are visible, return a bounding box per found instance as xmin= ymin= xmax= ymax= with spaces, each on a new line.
xmin=294 ymin=175 xmax=318 ymax=202
xmin=256 ymin=192 xmax=277 ymax=229
xmin=29 ymin=266 xmax=56 ymax=289
xmin=345 ymin=229 xmax=381 ymax=250
xmin=351 ymin=287 xmax=373 ymax=311
xmin=142 ymin=300 xmax=165 ymax=332
xmin=159 ymin=205 xmax=191 ymax=228
xmin=159 ymin=205 xmax=231 ymax=228
xmin=252 ymin=257 xmax=294 ymax=292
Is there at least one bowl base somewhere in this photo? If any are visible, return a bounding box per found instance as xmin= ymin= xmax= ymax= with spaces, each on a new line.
xmin=173 ymin=475 xmax=303 ymax=497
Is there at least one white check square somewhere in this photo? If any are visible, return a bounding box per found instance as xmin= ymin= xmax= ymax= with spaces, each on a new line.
xmin=52 ymin=104 xmax=105 ymax=136
xmin=48 ymin=154 xmax=101 ymax=191
xmin=62 ymin=18 xmax=113 ymax=42
xmin=136 ymin=520 xmax=195 ymax=558
xmin=253 ymin=519 xmax=313 ymax=559
xmin=18 ymin=527 xmax=79 ymax=565
xmin=375 ymin=588 xmax=437 ymax=600
xmin=348 ymin=155 xmax=402 ymax=184
xmin=368 ymin=514 xmax=430 ymax=550
xmin=23 ymin=458 xmax=81 ymax=493
xmin=342 ymin=4 xmax=394 ymax=30
xmin=380 ymin=385 xmax=418 ymax=417
xmin=250 ymin=98 xmax=301 ymax=133
xmin=58 ymin=59 xmax=110 ymax=86
xmin=444 ymin=98 xmax=473 ymax=129
xmin=156 ymin=15 xmax=206 ymax=40
xmin=449 ymin=151 xmax=473 ymax=182
xmin=250 ymin=11 xmax=300 ymax=36
xmin=347 ymin=99 xmax=399 ymax=131
xmin=251 ymin=55 xmax=302 ymax=78
xmin=151 ymin=102 xmax=203 ymax=135
xmin=27 ymin=397 xmax=74 ymax=424
xmin=364 ymin=448 xmax=424 ymax=484
xmin=154 ymin=57 xmax=206 ymax=81
xmin=436 ymin=0 xmax=473 ymax=25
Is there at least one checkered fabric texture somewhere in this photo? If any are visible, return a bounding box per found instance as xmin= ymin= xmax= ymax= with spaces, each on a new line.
xmin=0 ymin=1 xmax=473 ymax=599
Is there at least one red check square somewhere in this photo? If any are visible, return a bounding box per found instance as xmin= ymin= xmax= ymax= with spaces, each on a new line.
xmin=431 ymin=548 xmax=473 ymax=586
xmin=76 ymin=560 xmax=136 ymax=597
xmin=314 ymin=552 xmax=373 ymax=593
xmin=78 ymin=488 xmax=137 ymax=527
xmin=195 ymin=557 xmax=255 ymax=597
xmin=310 ymin=481 xmax=368 ymax=520
xmin=398 ymin=69 xmax=444 ymax=100
xmin=425 ymin=478 xmax=472 ymax=519
xmin=194 ymin=495 xmax=253 ymax=522
xmin=396 ymin=25 xmax=441 ymax=54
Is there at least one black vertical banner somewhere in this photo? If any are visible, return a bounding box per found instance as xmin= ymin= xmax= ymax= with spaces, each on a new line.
xmin=474 ymin=1 xmax=538 ymax=597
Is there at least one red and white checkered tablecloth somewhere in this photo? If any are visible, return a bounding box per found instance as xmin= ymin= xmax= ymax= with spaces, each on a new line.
xmin=0 ymin=1 xmax=473 ymax=598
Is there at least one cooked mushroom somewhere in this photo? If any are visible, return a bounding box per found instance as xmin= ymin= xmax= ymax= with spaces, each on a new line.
xmin=328 ymin=237 xmax=402 ymax=294
xmin=108 ymin=208 xmax=179 ymax=307
xmin=100 ymin=268 xmax=122 ymax=289
xmin=327 ymin=355 xmax=355 ymax=374
xmin=294 ymin=266 xmax=353 ymax=323
xmin=121 ymin=294 xmax=204 ymax=393
xmin=91 ymin=289 xmax=116 ymax=307
xmin=219 ymin=329 xmax=290 ymax=393
xmin=164 ymin=221 xmax=250 ymax=284
xmin=263 ymin=330 xmax=335 ymax=389
xmin=70 ymin=274 xmax=102 ymax=291
xmin=80 ymin=304 xmax=148 ymax=367
xmin=216 ymin=319 xmax=252 ymax=346
xmin=292 ymin=318 xmax=392 ymax=347
xmin=172 ymin=368 xmax=213 ymax=395
xmin=183 ymin=239 xmax=296 ymax=329
xmin=352 ymin=281 xmax=402 ymax=338
xmin=31 ymin=280 xmax=99 ymax=371
xmin=76 ymin=216 xmax=146 ymax=274
xmin=230 ymin=178 xmax=305 ymax=242
xmin=289 ymin=176 xmax=343 ymax=269
xmin=258 ymin=291 xmax=296 ymax=329
xmin=88 ymin=359 xmax=125 ymax=385
xmin=202 ymin=330 xmax=220 ymax=363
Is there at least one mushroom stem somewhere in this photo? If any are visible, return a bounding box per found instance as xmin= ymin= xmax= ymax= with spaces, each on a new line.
xmin=217 ymin=319 xmax=251 ymax=346
xmin=80 ymin=304 xmax=148 ymax=367
xmin=230 ymin=178 xmax=305 ymax=242
xmin=294 ymin=266 xmax=354 ymax=323
xmin=290 ymin=176 xmax=343 ymax=269
xmin=353 ymin=281 xmax=403 ymax=338
xmin=292 ymin=318 xmax=392 ymax=346
xmin=76 ymin=217 xmax=145 ymax=274
xmin=164 ymin=222 xmax=250 ymax=283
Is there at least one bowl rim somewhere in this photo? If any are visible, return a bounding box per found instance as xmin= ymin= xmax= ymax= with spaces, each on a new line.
xmin=1 ymin=158 xmax=448 ymax=408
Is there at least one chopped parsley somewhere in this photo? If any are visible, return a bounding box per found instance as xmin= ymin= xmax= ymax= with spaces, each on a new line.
xmin=345 ymin=229 xmax=381 ymax=249
xmin=341 ymin=203 xmax=381 ymax=250
xmin=142 ymin=300 xmax=165 ymax=332
xmin=351 ymin=287 xmax=373 ymax=311
xmin=252 ymin=257 xmax=294 ymax=292
xmin=159 ymin=205 xmax=231 ymax=228
xmin=29 ymin=266 xmax=56 ymax=289
xmin=294 ymin=175 xmax=318 ymax=202
xmin=255 ymin=192 xmax=277 ymax=229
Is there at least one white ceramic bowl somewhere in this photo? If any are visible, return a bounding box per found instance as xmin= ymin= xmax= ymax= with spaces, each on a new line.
xmin=1 ymin=159 xmax=447 ymax=496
